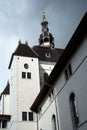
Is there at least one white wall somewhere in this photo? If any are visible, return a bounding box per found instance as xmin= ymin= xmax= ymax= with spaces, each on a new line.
xmin=9 ymin=55 xmax=40 ymax=130
xmin=55 ymin=35 xmax=87 ymax=130
xmin=0 ymin=94 xmax=10 ymax=115
xmin=38 ymin=100 xmax=58 ymax=130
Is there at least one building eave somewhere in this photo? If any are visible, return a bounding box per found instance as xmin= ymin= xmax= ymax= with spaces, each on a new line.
xmin=30 ymin=84 xmax=51 ymax=113
xmin=0 ymin=115 xmax=11 ymax=121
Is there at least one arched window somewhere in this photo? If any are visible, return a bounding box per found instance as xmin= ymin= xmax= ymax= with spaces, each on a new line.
xmin=70 ymin=93 xmax=79 ymax=128
xmin=44 ymin=37 xmax=49 ymax=42
xmin=52 ymin=114 xmax=57 ymax=130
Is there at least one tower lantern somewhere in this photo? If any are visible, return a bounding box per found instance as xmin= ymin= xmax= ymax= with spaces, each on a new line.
xmin=39 ymin=10 xmax=55 ymax=48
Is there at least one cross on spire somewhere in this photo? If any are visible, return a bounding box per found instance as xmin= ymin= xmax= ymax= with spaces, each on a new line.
xmin=42 ymin=9 xmax=46 ymax=22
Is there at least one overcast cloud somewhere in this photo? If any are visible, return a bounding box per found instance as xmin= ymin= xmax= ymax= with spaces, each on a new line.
xmin=0 ymin=0 xmax=87 ymax=92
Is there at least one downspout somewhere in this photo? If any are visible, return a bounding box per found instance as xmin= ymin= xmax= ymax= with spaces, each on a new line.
xmin=55 ymin=95 xmax=59 ymax=130
xmin=37 ymin=113 xmax=39 ymax=130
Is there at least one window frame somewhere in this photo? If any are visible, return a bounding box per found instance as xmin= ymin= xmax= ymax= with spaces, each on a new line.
xmin=69 ymin=93 xmax=79 ymax=128
xmin=27 ymin=72 xmax=31 ymax=79
xmin=28 ymin=112 xmax=33 ymax=121
xmin=22 ymin=112 xmax=27 ymax=121
xmin=64 ymin=63 xmax=72 ymax=81
xmin=22 ymin=72 xmax=26 ymax=79
xmin=22 ymin=72 xmax=31 ymax=79
xmin=52 ymin=114 xmax=57 ymax=130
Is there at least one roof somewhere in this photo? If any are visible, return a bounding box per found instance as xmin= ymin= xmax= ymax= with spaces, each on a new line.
xmin=30 ymin=84 xmax=51 ymax=112
xmin=0 ymin=115 xmax=11 ymax=121
xmin=33 ymin=46 xmax=63 ymax=62
xmin=8 ymin=43 xmax=38 ymax=69
xmin=2 ymin=82 xmax=10 ymax=95
xmin=30 ymin=12 xmax=87 ymax=113
xmin=0 ymin=82 xmax=10 ymax=100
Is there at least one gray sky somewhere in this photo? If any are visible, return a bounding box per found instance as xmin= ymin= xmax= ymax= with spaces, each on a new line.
xmin=0 ymin=0 xmax=87 ymax=92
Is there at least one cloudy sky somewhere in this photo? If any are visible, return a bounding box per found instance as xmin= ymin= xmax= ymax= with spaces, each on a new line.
xmin=0 ymin=0 xmax=87 ymax=92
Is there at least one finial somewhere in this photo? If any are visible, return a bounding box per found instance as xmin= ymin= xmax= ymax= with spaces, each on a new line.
xmin=42 ymin=9 xmax=46 ymax=22
xmin=18 ymin=39 xmax=21 ymax=44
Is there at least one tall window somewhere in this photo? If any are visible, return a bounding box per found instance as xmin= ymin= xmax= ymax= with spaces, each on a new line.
xmin=22 ymin=72 xmax=26 ymax=78
xmin=70 ymin=93 xmax=79 ymax=128
xmin=28 ymin=112 xmax=33 ymax=121
xmin=0 ymin=121 xmax=7 ymax=128
xmin=22 ymin=112 xmax=27 ymax=121
xmin=64 ymin=64 xmax=72 ymax=81
xmin=2 ymin=121 xmax=7 ymax=128
xmin=27 ymin=72 xmax=31 ymax=79
xmin=52 ymin=115 xmax=57 ymax=130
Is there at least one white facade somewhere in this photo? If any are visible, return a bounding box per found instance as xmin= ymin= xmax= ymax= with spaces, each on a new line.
xmin=9 ymin=55 xmax=40 ymax=130
xmin=55 ymin=35 xmax=87 ymax=130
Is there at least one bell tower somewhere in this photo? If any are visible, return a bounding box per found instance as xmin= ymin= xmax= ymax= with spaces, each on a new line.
xmin=39 ymin=10 xmax=55 ymax=48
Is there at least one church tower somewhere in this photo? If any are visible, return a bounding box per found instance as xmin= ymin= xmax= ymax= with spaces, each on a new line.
xmin=39 ymin=10 xmax=54 ymax=48
xmin=8 ymin=41 xmax=40 ymax=130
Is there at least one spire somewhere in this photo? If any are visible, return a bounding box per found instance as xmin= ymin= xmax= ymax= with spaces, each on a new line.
xmin=39 ymin=10 xmax=55 ymax=48
xmin=42 ymin=9 xmax=46 ymax=22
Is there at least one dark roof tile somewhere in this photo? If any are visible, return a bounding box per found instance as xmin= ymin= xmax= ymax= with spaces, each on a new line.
xmin=32 ymin=46 xmax=63 ymax=62
xmin=8 ymin=43 xmax=38 ymax=69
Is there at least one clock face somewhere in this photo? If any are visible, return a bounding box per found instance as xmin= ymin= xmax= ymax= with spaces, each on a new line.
xmin=24 ymin=63 xmax=28 ymax=69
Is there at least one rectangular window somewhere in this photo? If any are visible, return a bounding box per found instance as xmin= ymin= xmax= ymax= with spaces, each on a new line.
xmin=70 ymin=93 xmax=79 ymax=128
xmin=27 ymin=72 xmax=31 ymax=79
xmin=0 ymin=121 xmax=1 ymax=128
xmin=2 ymin=121 xmax=7 ymax=128
xmin=68 ymin=64 xmax=72 ymax=76
xmin=22 ymin=112 xmax=27 ymax=121
xmin=64 ymin=63 xmax=72 ymax=81
xmin=22 ymin=72 xmax=26 ymax=78
xmin=29 ymin=112 xmax=33 ymax=121
xmin=64 ymin=69 xmax=68 ymax=80
xmin=22 ymin=72 xmax=31 ymax=79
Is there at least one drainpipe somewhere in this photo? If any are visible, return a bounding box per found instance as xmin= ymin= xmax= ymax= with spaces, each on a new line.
xmin=37 ymin=113 xmax=39 ymax=130
xmin=55 ymin=96 xmax=60 ymax=130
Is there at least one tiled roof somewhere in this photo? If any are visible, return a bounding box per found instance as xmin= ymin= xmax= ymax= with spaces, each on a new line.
xmin=0 ymin=115 xmax=11 ymax=121
xmin=33 ymin=46 xmax=63 ymax=62
xmin=30 ymin=12 xmax=87 ymax=113
xmin=8 ymin=43 xmax=38 ymax=69
xmin=0 ymin=82 xmax=10 ymax=100
xmin=2 ymin=82 xmax=10 ymax=95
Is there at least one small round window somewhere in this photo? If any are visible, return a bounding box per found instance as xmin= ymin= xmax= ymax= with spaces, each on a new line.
xmin=45 ymin=52 xmax=51 ymax=58
xmin=24 ymin=63 xmax=28 ymax=69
